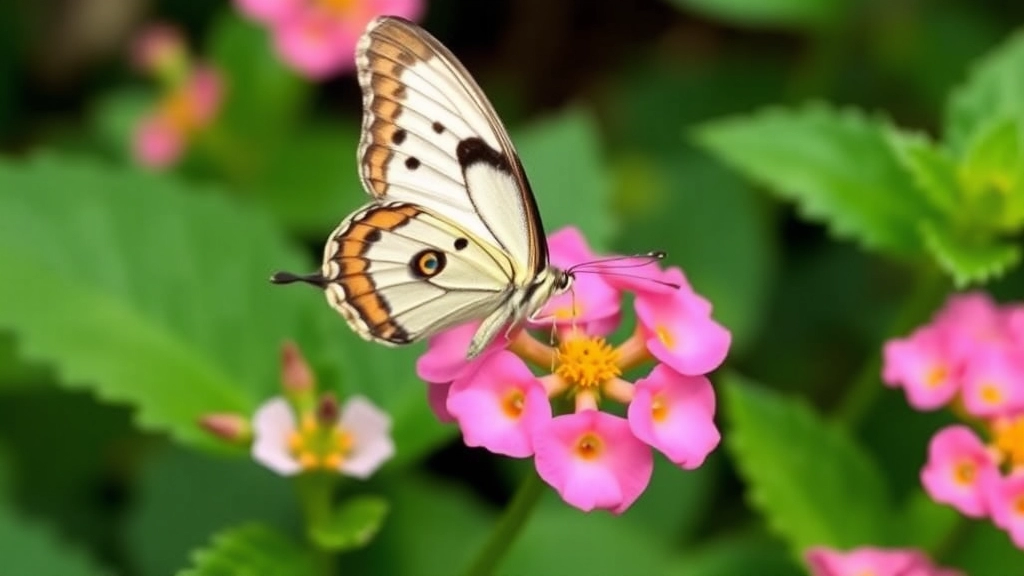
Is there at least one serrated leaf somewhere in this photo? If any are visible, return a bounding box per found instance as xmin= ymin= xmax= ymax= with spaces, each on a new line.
xmin=309 ymin=495 xmax=389 ymax=552
xmin=178 ymin=523 xmax=316 ymax=576
xmin=696 ymin=104 xmax=939 ymax=256
xmin=0 ymin=154 xmax=329 ymax=450
xmin=920 ymin=221 xmax=1021 ymax=286
xmin=663 ymin=0 xmax=846 ymax=30
xmin=723 ymin=374 xmax=891 ymax=555
xmin=957 ymin=117 xmax=1024 ymax=231
xmin=886 ymin=129 xmax=961 ymax=214
xmin=516 ymin=109 xmax=615 ymax=250
xmin=945 ymin=29 xmax=1024 ymax=155
xmin=0 ymin=506 xmax=114 ymax=576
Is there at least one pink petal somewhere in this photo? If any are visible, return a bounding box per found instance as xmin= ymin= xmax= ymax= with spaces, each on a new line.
xmin=367 ymin=0 xmax=426 ymax=22
xmin=416 ymin=321 xmax=499 ymax=384
xmin=628 ymin=364 xmax=719 ymax=468
xmin=533 ymin=228 xmax=621 ymax=334
xmin=986 ymin=472 xmax=1024 ymax=549
xmin=447 ymin=351 xmax=551 ymax=457
xmin=426 ymin=381 xmax=455 ymax=423
xmin=961 ymin=345 xmax=1024 ymax=418
xmin=920 ymin=425 xmax=998 ymax=518
xmin=186 ymin=66 xmax=225 ymax=123
xmin=336 ymin=395 xmax=394 ymax=479
xmin=251 ymin=397 xmax=302 ymax=476
xmin=234 ymin=0 xmax=304 ymax=24
xmin=273 ymin=11 xmax=358 ymax=79
xmin=602 ymin=263 xmax=697 ymax=299
xmin=804 ymin=546 xmax=947 ymax=576
xmin=634 ymin=282 xmax=730 ymax=376
xmin=533 ymin=410 xmax=653 ymax=514
xmin=132 ymin=114 xmax=184 ymax=168
xmin=881 ymin=325 xmax=959 ymax=411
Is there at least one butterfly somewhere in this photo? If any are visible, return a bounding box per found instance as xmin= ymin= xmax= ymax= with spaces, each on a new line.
xmin=272 ymin=15 xmax=576 ymax=359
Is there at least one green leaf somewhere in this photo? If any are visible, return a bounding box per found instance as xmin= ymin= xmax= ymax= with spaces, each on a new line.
xmin=958 ymin=117 xmax=1024 ymax=231
xmin=0 ymin=506 xmax=113 ymax=576
xmin=206 ymin=14 xmax=309 ymax=143
xmin=665 ymin=530 xmax=802 ymax=576
xmin=723 ymin=374 xmax=891 ymax=555
xmin=309 ymin=495 xmax=389 ymax=552
xmin=516 ymin=109 xmax=616 ymax=250
xmin=895 ymin=490 xmax=961 ymax=551
xmin=89 ymin=88 xmax=153 ymax=164
xmin=945 ymin=29 xmax=1024 ymax=155
xmin=696 ymin=103 xmax=939 ymax=256
xmin=944 ymin=521 xmax=1024 ymax=576
xmin=663 ymin=0 xmax=847 ymax=30
xmin=0 ymin=154 xmax=328 ymax=450
xmin=178 ymin=523 xmax=316 ymax=576
xmin=886 ymin=129 xmax=961 ymax=215
xmin=920 ymin=221 xmax=1021 ymax=286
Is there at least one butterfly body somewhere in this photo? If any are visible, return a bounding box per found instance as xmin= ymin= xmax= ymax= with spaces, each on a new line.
xmin=273 ymin=16 xmax=573 ymax=358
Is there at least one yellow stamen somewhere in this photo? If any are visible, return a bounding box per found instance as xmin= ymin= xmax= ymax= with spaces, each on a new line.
xmin=334 ymin=429 xmax=354 ymax=452
xmin=993 ymin=417 xmax=1024 ymax=466
xmin=502 ymin=389 xmax=525 ymax=418
xmin=322 ymin=453 xmax=343 ymax=470
xmin=287 ymin=431 xmax=305 ymax=452
xmin=923 ymin=365 xmax=947 ymax=388
xmin=979 ymin=382 xmax=1003 ymax=405
xmin=651 ymin=394 xmax=668 ymax=422
xmin=954 ymin=461 xmax=976 ymax=485
xmin=575 ymin=432 xmax=603 ymax=461
xmin=298 ymin=451 xmax=318 ymax=470
xmin=555 ymin=336 xmax=621 ymax=389
xmin=655 ymin=326 xmax=675 ymax=350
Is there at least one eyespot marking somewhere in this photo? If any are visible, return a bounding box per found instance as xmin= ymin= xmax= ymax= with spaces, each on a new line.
xmin=453 ymin=237 xmax=468 ymax=251
xmin=432 ymin=121 xmax=444 ymax=134
xmin=392 ymin=129 xmax=407 ymax=145
xmin=405 ymin=157 xmax=420 ymax=170
xmin=410 ymin=249 xmax=446 ymax=278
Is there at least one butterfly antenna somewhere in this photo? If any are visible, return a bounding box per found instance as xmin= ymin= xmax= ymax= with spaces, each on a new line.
xmin=270 ymin=271 xmax=330 ymax=288
xmin=572 ymin=269 xmax=681 ymax=290
xmin=567 ymin=251 xmax=666 ymax=274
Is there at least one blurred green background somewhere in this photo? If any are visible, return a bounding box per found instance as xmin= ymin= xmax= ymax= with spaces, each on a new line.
xmin=2 ymin=0 xmax=1024 ymax=575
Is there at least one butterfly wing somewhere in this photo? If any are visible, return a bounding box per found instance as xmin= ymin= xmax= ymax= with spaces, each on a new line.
xmin=355 ymin=16 xmax=548 ymax=285
xmin=321 ymin=202 xmax=515 ymax=345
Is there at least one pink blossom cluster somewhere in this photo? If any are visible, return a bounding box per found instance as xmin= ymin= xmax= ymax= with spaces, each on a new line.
xmin=883 ymin=292 xmax=1024 ymax=548
xmin=235 ymin=0 xmax=423 ymax=79
xmin=805 ymin=546 xmax=962 ymax=576
xmin=131 ymin=24 xmax=225 ymax=169
xmin=417 ymin=228 xmax=731 ymax=513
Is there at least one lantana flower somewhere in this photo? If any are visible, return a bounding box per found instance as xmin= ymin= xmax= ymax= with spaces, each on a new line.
xmin=804 ymin=546 xmax=962 ymax=576
xmin=882 ymin=292 xmax=1024 ymax=549
xmin=417 ymin=227 xmax=730 ymax=513
xmin=130 ymin=24 xmax=225 ymax=169
xmin=235 ymin=0 xmax=424 ymax=79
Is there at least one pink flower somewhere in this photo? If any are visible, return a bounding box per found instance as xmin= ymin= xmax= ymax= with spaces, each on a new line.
xmin=960 ymin=346 xmax=1024 ymax=418
xmin=987 ymin=472 xmax=1024 ymax=549
xmin=132 ymin=66 xmax=224 ymax=169
xmin=805 ymin=546 xmax=962 ymax=576
xmin=235 ymin=0 xmax=424 ymax=79
xmin=251 ymin=395 xmax=394 ymax=478
xmin=628 ymin=364 xmax=719 ymax=469
xmin=881 ymin=325 xmax=959 ymax=410
xmin=920 ymin=425 xmax=998 ymax=518
xmin=417 ymin=226 xmax=728 ymax=512
xmin=633 ymin=267 xmax=730 ymax=376
xmin=446 ymin=351 xmax=551 ymax=457
xmin=533 ymin=410 xmax=653 ymax=514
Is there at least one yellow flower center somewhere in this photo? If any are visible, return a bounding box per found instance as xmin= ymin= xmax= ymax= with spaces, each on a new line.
xmin=554 ymin=301 xmax=583 ymax=320
xmin=555 ymin=336 xmax=621 ymax=389
xmin=954 ymin=461 xmax=976 ymax=485
xmin=993 ymin=416 xmax=1024 ymax=466
xmin=159 ymin=89 xmax=204 ymax=134
xmin=656 ymin=326 xmax=675 ymax=350
xmin=651 ymin=394 xmax=668 ymax=422
xmin=317 ymin=0 xmax=356 ymax=15
xmin=924 ymin=364 xmax=947 ymax=388
xmin=502 ymin=388 xmax=525 ymax=418
xmin=980 ymin=381 xmax=1004 ymax=405
xmin=287 ymin=413 xmax=354 ymax=471
xmin=574 ymin=432 xmax=603 ymax=460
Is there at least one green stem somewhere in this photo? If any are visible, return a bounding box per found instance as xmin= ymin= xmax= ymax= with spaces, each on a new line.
xmin=296 ymin=472 xmax=339 ymax=576
xmin=462 ymin=470 xmax=546 ymax=576
xmin=832 ymin=265 xmax=950 ymax=427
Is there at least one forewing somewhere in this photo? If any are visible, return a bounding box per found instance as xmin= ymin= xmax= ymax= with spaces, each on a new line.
xmin=355 ymin=16 xmax=548 ymax=282
xmin=321 ymin=203 xmax=513 ymax=345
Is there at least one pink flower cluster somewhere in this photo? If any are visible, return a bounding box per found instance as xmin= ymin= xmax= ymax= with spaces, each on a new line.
xmin=883 ymin=292 xmax=1024 ymax=548
xmin=131 ymin=24 xmax=225 ymax=169
xmin=417 ymin=228 xmax=731 ymax=513
xmin=805 ymin=546 xmax=962 ymax=576
xmin=235 ymin=0 xmax=424 ymax=79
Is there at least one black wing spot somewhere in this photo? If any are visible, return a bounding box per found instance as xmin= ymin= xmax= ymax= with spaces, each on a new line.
xmin=365 ymin=228 xmax=382 ymax=243
xmin=392 ymin=129 xmax=407 ymax=145
xmin=409 ymin=249 xmax=446 ymax=278
xmin=432 ymin=121 xmax=445 ymax=134
xmin=456 ymin=137 xmax=512 ymax=173
xmin=454 ymin=238 xmax=468 ymax=251
xmin=405 ymin=157 xmax=421 ymax=170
